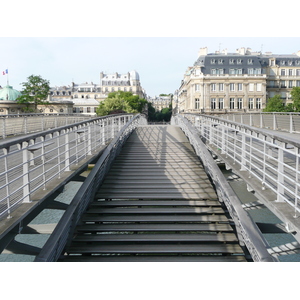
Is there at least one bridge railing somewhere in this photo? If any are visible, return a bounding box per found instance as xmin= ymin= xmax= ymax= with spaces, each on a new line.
xmin=34 ymin=114 xmax=147 ymax=262
xmin=220 ymin=112 xmax=300 ymax=133
xmin=172 ymin=114 xmax=278 ymax=262
xmin=0 ymin=114 xmax=137 ymax=220
xmin=183 ymin=113 xmax=300 ymax=217
xmin=0 ymin=113 xmax=93 ymax=139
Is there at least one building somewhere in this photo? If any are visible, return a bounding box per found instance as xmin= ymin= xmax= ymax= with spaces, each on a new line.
xmin=49 ymin=70 xmax=146 ymax=115
xmin=147 ymin=95 xmax=172 ymax=111
xmin=0 ymin=84 xmax=73 ymax=115
xmin=177 ymin=47 xmax=300 ymax=114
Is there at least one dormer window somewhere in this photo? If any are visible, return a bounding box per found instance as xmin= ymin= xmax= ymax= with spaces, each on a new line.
xmin=211 ymin=59 xmax=216 ymax=64
xmin=218 ymin=59 xmax=223 ymax=64
xmin=281 ymin=60 xmax=286 ymax=65
xmin=229 ymin=59 xmax=235 ymax=64
xmin=237 ymin=59 xmax=242 ymax=64
xmin=248 ymin=59 xmax=253 ymax=65
xmin=288 ymin=61 xmax=293 ymax=66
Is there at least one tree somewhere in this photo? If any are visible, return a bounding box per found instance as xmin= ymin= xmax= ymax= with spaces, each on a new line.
xmin=263 ymin=95 xmax=286 ymax=112
xmin=96 ymin=93 xmax=137 ymax=116
xmin=96 ymin=91 xmax=147 ymax=116
xmin=291 ymin=86 xmax=300 ymax=111
xmin=16 ymin=75 xmax=50 ymax=112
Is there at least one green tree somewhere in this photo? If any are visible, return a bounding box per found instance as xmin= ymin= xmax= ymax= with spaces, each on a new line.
xmin=107 ymin=91 xmax=147 ymax=113
xmin=263 ymin=95 xmax=286 ymax=112
xmin=97 ymin=91 xmax=147 ymax=116
xmin=16 ymin=75 xmax=50 ymax=112
xmin=291 ymin=86 xmax=300 ymax=111
xmin=96 ymin=93 xmax=137 ymax=116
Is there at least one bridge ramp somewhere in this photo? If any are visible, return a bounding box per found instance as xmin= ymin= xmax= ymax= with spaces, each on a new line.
xmin=61 ymin=125 xmax=248 ymax=262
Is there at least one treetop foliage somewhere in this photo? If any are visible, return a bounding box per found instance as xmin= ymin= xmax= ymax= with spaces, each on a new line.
xmin=16 ymin=74 xmax=50 ymax=112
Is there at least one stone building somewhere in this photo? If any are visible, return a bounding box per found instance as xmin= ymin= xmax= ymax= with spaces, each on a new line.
xmin=147 ymin=95 xmax=172 ymax=111
xmin=49 ymin=70 xmax=146 ymax=115
xmin=0 ymin=84 xmax=73 ymax=115
xmin=177 ymin=47 xmax=300 ymax=114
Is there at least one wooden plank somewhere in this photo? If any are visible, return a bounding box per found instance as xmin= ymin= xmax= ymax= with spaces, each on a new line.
xmin=61 ymin=255 xmax=247 ymax=262
xmin=66 ymin=243 xmax=244 ymax=254
xmin=81 ymin=214 xmax=230 ymax=223
xmin=76 ymin=223 xmax=234 ymax=232
xmin=86 ymin=207 xmax=224 ymax=214
xmin=90 ymin=200 xmax=222 ymax=207
xmin=72 ymin=233 xmax=239 ymax=243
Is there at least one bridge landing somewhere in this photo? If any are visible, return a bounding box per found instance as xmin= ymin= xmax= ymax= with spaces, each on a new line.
xmin=61 ymin=126 xmax=248 ymax=261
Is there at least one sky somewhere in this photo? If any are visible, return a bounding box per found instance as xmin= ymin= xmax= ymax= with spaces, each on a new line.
xmin=1 ymin=37 xmax=300 ymax=98
xmin=1 ymin=1 xmax=300 ymax=98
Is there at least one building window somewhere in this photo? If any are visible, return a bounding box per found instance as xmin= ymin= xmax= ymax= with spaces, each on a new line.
xmin=248 ymin=59 xmax=253 ymax=65
xmin=80 ymin=107 xmax=83 ymax=113
xmin=218 ymin=98 xmax=224 ymax=109
xmin=280 ymin=81 xmax=286 ymax=88
xmin=211 ymin=59 xmax=216 ymax=64
xmin=281 ymin=69 xmax=286 ymax=76
xmin=87 ymin=107 xmax=91 ymax=113
xmin=248 ymin=68 xmax=254 ymax=75
xmin=237 ymin=59 xmax=242 ymax=64
xmin=297 ymin=80 xmax=300 ymax=87
xmin=297 ymin=69 xmax=300 ymax=76
xmin=248 ymin=98 xmax=254 ymax=109
xmin=289 ymin=80 xmax=293 ymax=88
xmin=230 ymin=83 xmax=235 ymax=91
xmin=256 ymin=98 xmax=261 ymax=109
xmin=230 ymin=98 xmax=235 ymax=109
xmin=211 ymin=69 xmax=216 ymax=75
xmin=238 ymin=83 xmax=243 ymax=91
xmin=237 ymin=98 xmax=243 ymax=109
xmin=249 ymin=83 xmax=254 ymax=92
xmin=229 ymin=59 xmax=235 ymax=64
xmin=211 ymin=83 xmax=216 ymax=91
xmin=60 ymin=109 xmax=64 ymax=113
xmin=211 ymin=98 xmax=216 ymax=109
xmin=218 ymin=59 xmax=223 ymax=64
xmin=195 ymin=84 xmax=199 ymax=91
xmin=219 ymin=83 xmax=224 ymax=91
xmin=50 ymin=109 xmax=53 ymax=112
xmin=195 ymin=98 xmax=200 ymax=109
xmin=289 ymin=69 xmax=293 ymax=76
xmin=257 ymin=83 xmax=262 ymax=92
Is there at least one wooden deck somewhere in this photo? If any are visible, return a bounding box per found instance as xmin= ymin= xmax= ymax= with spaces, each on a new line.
xmin=61 ymin=125 xmax=248 ymax=262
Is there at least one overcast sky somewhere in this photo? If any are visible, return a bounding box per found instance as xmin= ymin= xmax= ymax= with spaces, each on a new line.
xmin=2 ymin=1 xmax=299 ymax=98
xmin=1 ymin=37 xmax=300 ymax=98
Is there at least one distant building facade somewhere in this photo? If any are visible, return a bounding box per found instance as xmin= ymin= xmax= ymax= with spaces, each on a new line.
xmin=49 ymin=70 xmax=146 ymax=115
xmin=177 ymin=47 xmax=300 ymax=114
xmin=147 ymin=95 xmax=172 ymax=111
xmin=0 ymin=85 xmax=72 ymax=115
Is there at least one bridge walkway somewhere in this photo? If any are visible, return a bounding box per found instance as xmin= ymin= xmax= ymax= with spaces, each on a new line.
xmin=61 ymin=125 xmax=248 ymax=262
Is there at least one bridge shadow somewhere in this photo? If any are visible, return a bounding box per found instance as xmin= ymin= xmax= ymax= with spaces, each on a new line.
xmin=99 ymin=124 xmax=218 ymax=201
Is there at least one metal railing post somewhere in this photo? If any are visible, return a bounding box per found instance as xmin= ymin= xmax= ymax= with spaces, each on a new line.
xmin=64 ymin=129 xmax=70 ymax=171
xmin=22 ymin=141 xmax=31 ymax=203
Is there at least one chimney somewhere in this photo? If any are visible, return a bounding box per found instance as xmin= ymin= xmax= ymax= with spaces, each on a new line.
xmin=198 ymin=47 xmax=208 ymax=56
xmin=236 ymin=47 xmax=246 ymax=55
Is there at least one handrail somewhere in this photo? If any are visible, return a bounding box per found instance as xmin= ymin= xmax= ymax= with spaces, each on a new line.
xmin=0 ymin=113 xmax=136 ymax=220
xmin=34 ymin=114 xmax=147 ymax=262
xmin=183 ymin=113 xmax=300 ymax=215
xmin=172 ymin=114 xmax=278 ymax=262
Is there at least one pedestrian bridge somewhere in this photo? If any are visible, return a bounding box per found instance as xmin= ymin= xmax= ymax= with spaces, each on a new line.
xmin=1 ymin=113 xmax=300 ymax=262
